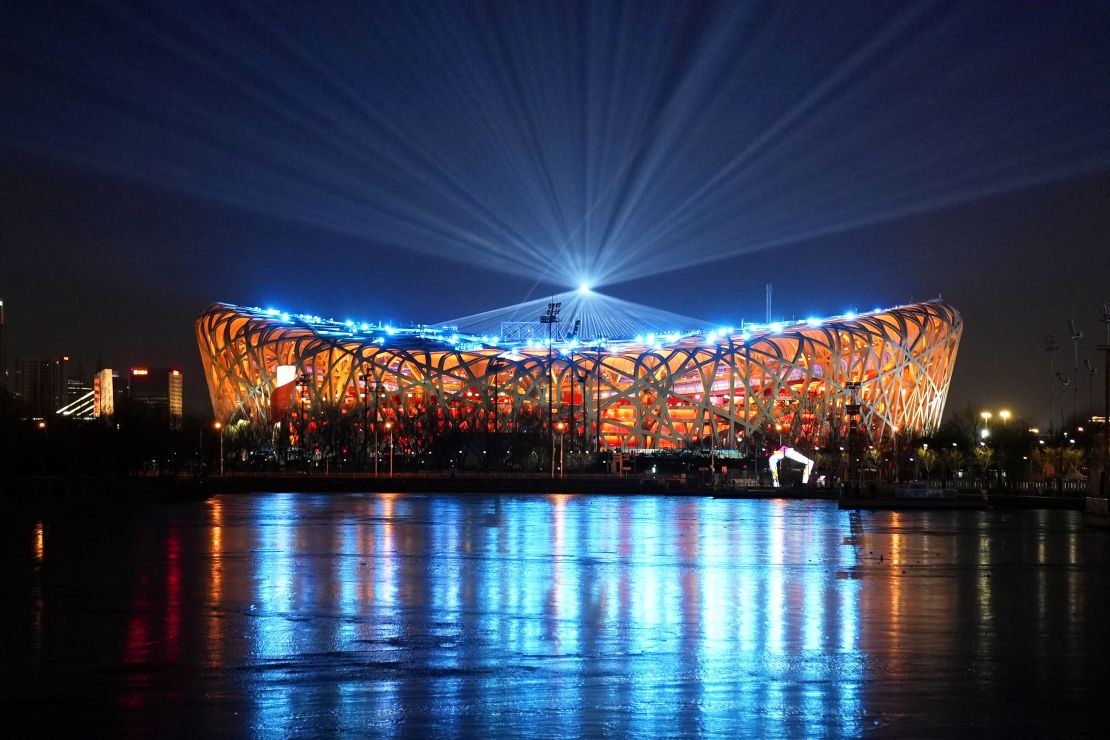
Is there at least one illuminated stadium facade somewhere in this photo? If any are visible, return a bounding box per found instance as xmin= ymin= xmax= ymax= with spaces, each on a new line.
xmin=197 ymin=299 xmax=961 ymax=460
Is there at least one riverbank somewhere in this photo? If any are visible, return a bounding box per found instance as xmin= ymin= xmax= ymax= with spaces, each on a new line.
xmin=1 ymin=473 xmax=1090 ymax=511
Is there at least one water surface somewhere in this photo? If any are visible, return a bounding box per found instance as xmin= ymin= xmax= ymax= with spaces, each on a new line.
xmin=2 ymin=494 xmax=1106 ymax=736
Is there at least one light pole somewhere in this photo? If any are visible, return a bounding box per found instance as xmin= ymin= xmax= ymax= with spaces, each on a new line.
xmin=374 ymin=382 xmax=383 ymax=476
xmin=845 ymin=381 xmax=861 ymax=492
xmin=568 ymin=353 xmax=576 ymax=453
xmin=595 ymin=343 xmax=603 ymax=452
xmin=1098 ymin=300 xmax=1110 ymax=497
xmin=1056 ymin=372 xmax=1070 ymax=429
xmin=576 ymin=369 xmax=588 ymax=453
xmin=1085 ymin=359 xmax=1096 ymax=415
xmin=384 ymin=420 xmax=394 ymax=477
xmin=1069 ymin=317 xmax=1083 ymax=420
xmin=892 ymin=425 xmax=899 ymax=483
xmin=489 ymin=358 xmax=503 ymax=436
xmin=1045 ymin=335 xmax=1059 ymax=430
xmin=540 ymin=301 xmax=561 ymax=474
xmin=214 ymin=421 xmax=224 ymax=475
xmin=999 ymin=409 xmax=1011 ymax=426
xmin=566 ymin=320 xmax=581 ymax=452
xmin=296 ymin=372 xmax=310 ymax=463
xmin=359 ymin=372 xmax=371 ymax=472
xmin=555 ymin=420 xmax=566 ymax=478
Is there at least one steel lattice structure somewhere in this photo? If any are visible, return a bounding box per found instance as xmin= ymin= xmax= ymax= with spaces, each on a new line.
xmin=196 ymin=300 xmax=961 ymax=451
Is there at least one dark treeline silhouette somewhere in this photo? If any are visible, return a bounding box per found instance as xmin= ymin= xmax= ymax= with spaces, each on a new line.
xmin=0 ymin=386 xmax=212 ymax=477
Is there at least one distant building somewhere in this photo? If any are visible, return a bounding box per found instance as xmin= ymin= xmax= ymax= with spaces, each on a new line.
xmin=125 ymin=367 xmax=184 ymax=429
xmin=93 ymin=368 xmax=118 ymax=418
xmin=14 ymin=355 xmax=69 ymax=418
xmin=57 ymin=371 xmax=95 ymax=419
xmin=65 ymin=371 xmax=91 ymax=403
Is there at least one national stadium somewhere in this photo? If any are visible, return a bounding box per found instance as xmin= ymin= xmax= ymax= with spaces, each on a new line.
xmin=196 ymin=297 xmax=962 ymax=461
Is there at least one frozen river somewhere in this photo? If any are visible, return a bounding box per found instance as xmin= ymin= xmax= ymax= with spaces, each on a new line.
xmin=3 ymin=493 xmax=1107 ymax=736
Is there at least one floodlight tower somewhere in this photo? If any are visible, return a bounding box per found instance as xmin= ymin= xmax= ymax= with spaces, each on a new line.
xmin=1044 ymin=334 xmax=1059 ymax=428
xmin=1068 ymin=317 xmax=1083 ymax=420
xmin=1085 ymin=359 xmax=1096 ymax=413
xmin=540 ymin=300 xmax=561 ymax=472
xmin=1056 ymin=371 xmax=1070 ymax=430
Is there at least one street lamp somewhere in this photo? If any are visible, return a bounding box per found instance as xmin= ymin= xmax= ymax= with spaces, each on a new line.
xmin=374 ymin=382 xmax=383 ymax=476
xmin=296 ymin=372 xmax=311 ymax=462
xmin=384 ymin=420 xmax=394 ymax=477
xmin=540 ymin=300 xmax=561 ymax=474
xmin=845 ymin=381 xmax=862 ymax=490
xmin=1098 ymin=300 xmax=1110 ymax=498
xmin=555 ymin=420 xmax=567 ymax=478
xmin=213 ymin=421 xmax=224 ymax=475
xmin=999 ymin=409 xmax=1011 ymax=425
xmin=576 ymin=369 xmax=588 ymax=452
xmin=359 ymin=373 xmax=371 ymax=472
xmin=566 ymin=320 xmax=581 ymax=452
xmin=595 ymin=342 xmax=604 ymax=452
xmin=489 ymin=357 xmax=505 ymax=471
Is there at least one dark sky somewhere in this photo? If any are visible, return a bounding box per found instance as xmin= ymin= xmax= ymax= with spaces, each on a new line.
xmin=2 ymin=0 xmax=1109 ymax=425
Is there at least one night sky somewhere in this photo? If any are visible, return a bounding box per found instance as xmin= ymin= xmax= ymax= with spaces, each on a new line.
xmin=2 ymin=0 xmax=1109 ymax=423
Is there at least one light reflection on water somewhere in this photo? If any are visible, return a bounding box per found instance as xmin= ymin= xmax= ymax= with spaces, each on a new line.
xmin=4 ymin=494 xmax=1108 ymax=736
xmin=237 ymin=494 xmax=865 ymax=737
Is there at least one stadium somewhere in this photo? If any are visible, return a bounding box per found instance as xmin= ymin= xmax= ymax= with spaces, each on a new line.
xmin=196 ymin=298 xmax=962 ymax=465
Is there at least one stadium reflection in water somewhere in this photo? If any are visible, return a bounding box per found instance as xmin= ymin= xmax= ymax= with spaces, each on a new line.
xmin=6 ymin=495 xmax=1106 ymax=736
xmin=236 ymin=494 xmax=864 ymax=736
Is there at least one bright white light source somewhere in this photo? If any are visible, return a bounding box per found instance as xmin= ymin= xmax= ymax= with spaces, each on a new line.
xmin=578 ymin=282 xmax=591 ymax=294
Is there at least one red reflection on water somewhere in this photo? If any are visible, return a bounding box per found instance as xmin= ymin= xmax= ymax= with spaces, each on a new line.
xmin=121 ymin=571 xmax=151 ymax=712
xmin=165 ymin=528 xmax=182 ymax=663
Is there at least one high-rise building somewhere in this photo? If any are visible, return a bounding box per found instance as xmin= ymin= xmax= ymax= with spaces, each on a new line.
xmin=14 ymin=355 xmax=69 ymax=418
xmin=126 ymin=367 xmax=184 ymax=429
xmin=93 ymin=368 xmax=118 ymax=418
xmin=56 ymin=368 xmax=95 ymax=419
